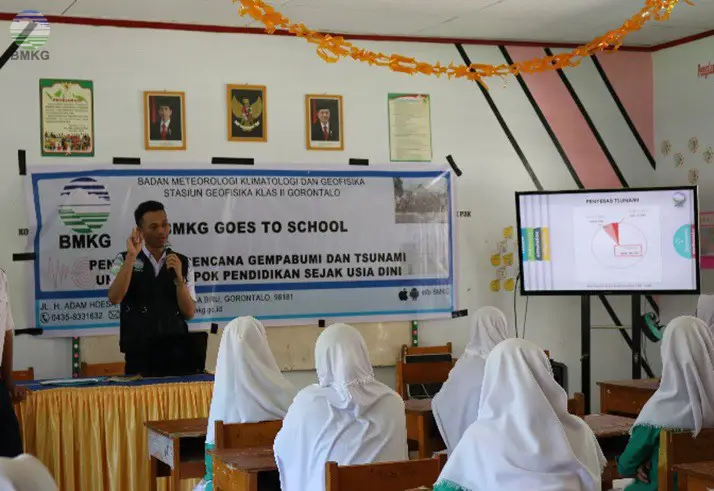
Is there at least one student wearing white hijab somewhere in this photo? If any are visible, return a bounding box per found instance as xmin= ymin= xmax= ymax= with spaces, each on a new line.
xmin=433 ymin=338 xmax=606 ymax=491
xmin=0 ymin=454 xmax=57 ymax=491
xmin=617 ymin=316 xmax=714 ymax=491
xmin=197 ymin=316 xmax=296 ymax=491
xmin=432 ymin=306 xmax=509 ymax=455
xmin=274 ymin=323 xmax=408 ymax=491
xmin=696 ymin=294 xmax=714 ymax=330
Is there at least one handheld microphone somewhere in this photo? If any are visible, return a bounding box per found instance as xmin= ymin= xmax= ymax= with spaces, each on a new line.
xmin=165 ymin=247 xmax=176 ymax=278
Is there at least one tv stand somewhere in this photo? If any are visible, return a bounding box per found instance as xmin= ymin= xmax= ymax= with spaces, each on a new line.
xmin=580 ymin=293 xmax=651 ymax=414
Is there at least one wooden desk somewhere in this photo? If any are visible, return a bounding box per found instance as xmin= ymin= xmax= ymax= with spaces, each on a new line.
xmin=585 ymin=414 xmax=635 ymax=491
xmin=405 ymin=399 xmax=445 ymax=459
xmin=598 ymin=379 xmax=658 ymax=417
xmin=585 ymin=413 xmax=635 ymax=439
xmin=210 ymin=445 xmax=278 ymax=491
xmin=145 ymin=418 xmax=208 ymax=491
xmin=405 ymin=415 xmax=634 ymax=491
xmin=674 ymin=461 xmax=714 ymax=490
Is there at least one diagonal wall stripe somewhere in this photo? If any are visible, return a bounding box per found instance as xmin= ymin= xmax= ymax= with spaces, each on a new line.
xmin=543 ymin=47 xmax=629 ymax=187
xmin=548 ymin=48 xmax=653 ymax=187
xmin=498 ymin=46 xmax=583 ymax=190
xmin=501 ymin=45 xmax=658 ymax=368
xmin=590 ymin=55 xmax=656 ymax=170
xmin=506 ymin=46 xmax=623 ymax=189
xmin=454 ymin=44 xmax=543 ymax=191
xmin=594 ymin=52 xmax=655 ymax=160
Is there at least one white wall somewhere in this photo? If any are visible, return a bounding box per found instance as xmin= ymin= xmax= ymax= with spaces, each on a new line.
xmin=0 ymin=22 xmax=661 ymax=409
xmin=654 ymin=35 xmax=714 ymax=322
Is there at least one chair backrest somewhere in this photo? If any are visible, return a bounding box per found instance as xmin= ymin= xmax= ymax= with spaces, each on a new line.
xmin=567 ymin=392 xmax=585 ymax=417
xmin=396 ymin=344 xmax=453 ymax=400
xmin=80 ymin=362 xmax=126 ymax=377
xmin=402 ymin=343 xmax=452 ymax=358
xmin=214 ymin=419 xmax=283 ymax=450
xmin=658 ymin=428 xmax=714 ymax=491
xmin=12 ymin=367 xmax=34 ymax=381
xmin=325 ymin=454 xmax=447 ymax=491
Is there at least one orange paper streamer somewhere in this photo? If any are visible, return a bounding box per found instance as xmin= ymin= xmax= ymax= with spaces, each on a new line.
xmin=236 ymin=0 xmax=693 ymax=88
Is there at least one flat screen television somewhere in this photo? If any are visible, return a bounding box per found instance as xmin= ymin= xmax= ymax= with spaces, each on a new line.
xmin=515 ymin=187 xmax=700 ymax=295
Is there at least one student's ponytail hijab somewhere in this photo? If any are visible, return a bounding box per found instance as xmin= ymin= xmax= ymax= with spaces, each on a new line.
xmin=463 ymin=306 xmax=509 ymax=358
xmin=434 ymin=339 xmax=605 ymax=491
xmin=206 ymin=316 xmax=296 ymax=444
xmin=0 ymin=454 xmax=58 ymax=491
xmin=432 ymin=306 xmax=509 ymax=455
xmin=634 ymin=316 xmax=714 ymax=435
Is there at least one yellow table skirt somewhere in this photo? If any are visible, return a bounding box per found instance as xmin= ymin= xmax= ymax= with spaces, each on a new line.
xmin=17 ymin=381 xmax=213 ymax=491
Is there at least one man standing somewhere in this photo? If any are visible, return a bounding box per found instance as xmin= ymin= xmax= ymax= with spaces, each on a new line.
xmin=108 ymin=201 xmax=196 ymax=376
xmin=311 ymin=103 xmax=339 ymax=142
xmin=0 ymin=269 xmax=26 ymax=457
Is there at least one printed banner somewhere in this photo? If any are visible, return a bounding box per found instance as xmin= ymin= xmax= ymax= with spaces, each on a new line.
xmin=24 ymin=163 xmax=457 ymax=337
xmin=701 ymin=211 xmax=714 ymax=270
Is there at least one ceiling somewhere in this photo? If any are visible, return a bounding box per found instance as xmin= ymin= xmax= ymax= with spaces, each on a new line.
xmin=1 ymin=0 xmax=713 ymax=47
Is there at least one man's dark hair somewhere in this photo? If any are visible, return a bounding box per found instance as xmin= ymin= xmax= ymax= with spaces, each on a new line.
xmin=134 ymin=201 xmax=165 ymax=226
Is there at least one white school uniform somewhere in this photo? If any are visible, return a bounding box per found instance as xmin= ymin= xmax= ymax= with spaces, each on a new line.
xmin=0 ymin=271 xmax=15 ymax=362
xmin=633 ymin=316 xmax=714 ymax=435
xmin=205 ymin=316 xmax=296 ymax=444
xmin=273 ymin=323 xmax=408 ymax=491
xmin=0 ymin=454 xmax=58 ymax=491
xmin=435 ymin=338 xmax=606 ymax=491
xmin=432 ymin=306 xmax=510 ymax=455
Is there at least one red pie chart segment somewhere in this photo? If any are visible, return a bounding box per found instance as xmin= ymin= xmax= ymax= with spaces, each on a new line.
xmin=603 ymin=222 xmax=620 ymax=245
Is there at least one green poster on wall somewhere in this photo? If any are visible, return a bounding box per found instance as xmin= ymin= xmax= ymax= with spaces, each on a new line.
xmin=39 ymin=79 xmax=95 ymax=157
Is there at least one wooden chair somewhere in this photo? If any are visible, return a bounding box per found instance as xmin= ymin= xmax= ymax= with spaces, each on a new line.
xmin=80 ymin=361 xmax=125 ymax=377
xmin=214 ymin=419 xmax=283 ymax=449
xmin=402 ymin=343 xmax=452 ymax=357
xmin=567 ymin=392 xmax=585 ymax=417
xmin=325 ymin=454 xmax=447 ymax=491
xmin=11 ymin=367 xmax=34 ymax=381
xmin=658 ymin=428 xmax=714 ymax=491
xmin=396 ymin=343 xmax=453 ymax=400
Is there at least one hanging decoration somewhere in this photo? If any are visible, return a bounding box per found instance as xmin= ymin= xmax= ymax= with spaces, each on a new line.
xmin=236 ymin=0 xmax=693 ymax=88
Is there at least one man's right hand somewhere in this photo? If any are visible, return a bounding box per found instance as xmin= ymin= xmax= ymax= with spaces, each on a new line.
xmin=126 ymin=228 xmax=143 ymax=258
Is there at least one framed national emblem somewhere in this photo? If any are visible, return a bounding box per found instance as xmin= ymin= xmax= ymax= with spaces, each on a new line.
xmin=227 ymin=84 xmax=267 ymax=142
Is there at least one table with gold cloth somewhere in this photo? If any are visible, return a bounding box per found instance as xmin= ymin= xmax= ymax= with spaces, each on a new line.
xmin=16 ymin=374 xmax=213 ymax=491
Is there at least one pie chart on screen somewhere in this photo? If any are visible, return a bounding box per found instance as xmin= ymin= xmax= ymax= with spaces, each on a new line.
xmin=591 ymin=221 xmax=647 ymax=269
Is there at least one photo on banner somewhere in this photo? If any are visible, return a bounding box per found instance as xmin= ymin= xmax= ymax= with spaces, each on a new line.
xmin=305 ymin=94 xmax=343 ymax=151
xmin=39 ymin=79 xmax=95 ymax=157
xmin=143 ymin=91 xmax=186 ymax=150
xmin=23 ymin=163 xmax=458 ymax=338
xmin=227 ymin=84 xmax=267 ymax=142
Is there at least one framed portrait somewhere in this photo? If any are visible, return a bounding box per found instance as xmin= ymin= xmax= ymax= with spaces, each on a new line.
xmin=227 ymin=84 xmax=267 ymax=142
xmin=305 ymin=95 xmax=343 ymax=151
xmin=144 ymin=91 xmax=186 ymax=150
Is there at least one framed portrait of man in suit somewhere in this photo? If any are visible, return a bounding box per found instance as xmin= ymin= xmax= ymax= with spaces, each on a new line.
xmin=227 ymin=84 xmax=267 ymax=142
xmin=306 ymin=95 xmax=343 ymax=151
xmin=144 ymin=91 xmax=186 ymax=150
